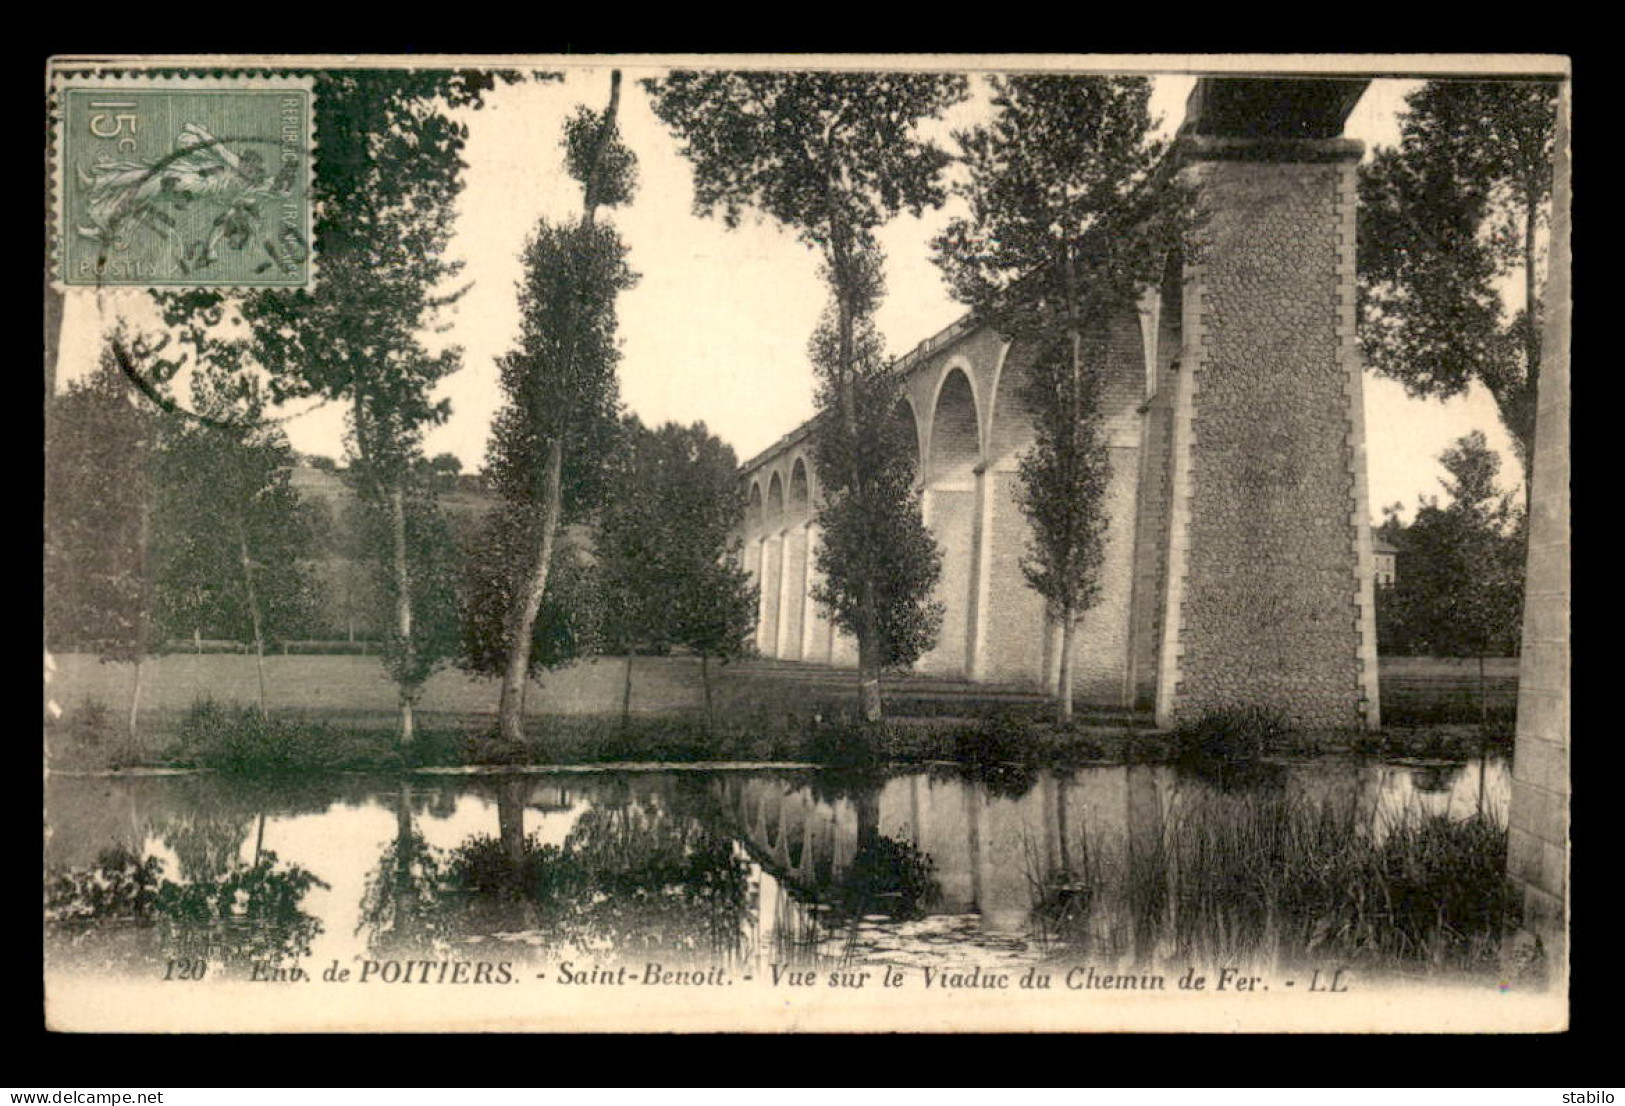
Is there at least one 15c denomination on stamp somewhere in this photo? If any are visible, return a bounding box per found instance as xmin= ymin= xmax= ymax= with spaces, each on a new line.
xmin=51 ymin=71 xmax=315 ymax=289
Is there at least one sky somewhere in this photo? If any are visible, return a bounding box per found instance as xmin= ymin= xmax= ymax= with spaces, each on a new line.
xmin=53 ymin=61 xmax=1528 ymax=520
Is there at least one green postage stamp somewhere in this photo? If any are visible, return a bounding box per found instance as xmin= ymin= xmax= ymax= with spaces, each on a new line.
xmin=51 ymin=71 xmax=314 ymax=288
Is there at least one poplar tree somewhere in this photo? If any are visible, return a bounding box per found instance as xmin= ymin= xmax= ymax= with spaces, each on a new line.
xmin=488 ymin=72 xmax=637 ymax=743
xmin=146 ymin=70 xmax=521 ymax=745
xmin=45 ymin=344 xmax=159 ymax=739
xmin=645 ymin=71 xmax=966 ymax=722
xmin=931 ymin=75 xmax=1197 ymax=720
xmin=151 ymin=371 xmax=319 ymax=719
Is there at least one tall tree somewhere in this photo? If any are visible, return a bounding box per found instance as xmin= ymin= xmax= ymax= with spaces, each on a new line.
xmin=805 ymin=285 xmax=944 ymax=690
xmin=1358 ymin=79 xmax=1559 ymax=486
xmin=645 ymin=70 xmax=966 ymax=722
xmin=487 ymin=72 xmax=637 ymax=743
xmin=598 ymin=417 xmax=760 ymax=725
xmin=1379 ymin=432 xmax=1525 ymax=717
xmin=145 ymin=70 xmax=517 ymax=745
xmin=931 ymin=75 xmax=1198 ymax=721
xmin=45 ymin=343 xmax=160 ymax=738
xmin=151 ymin=370 xmax=319 ymax=718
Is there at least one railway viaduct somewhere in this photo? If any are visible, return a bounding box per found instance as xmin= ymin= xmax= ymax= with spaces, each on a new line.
xmin=736 ymin=75 xmax=1383 ymax=731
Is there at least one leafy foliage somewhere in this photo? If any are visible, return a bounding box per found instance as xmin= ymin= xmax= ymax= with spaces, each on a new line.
xmin=45 ymin=345 xmax=159 ymax=661
xmin=933 ymin=75 xmax=1194 ymax=334
xmin=151 ymin=414 xmax=320 ymax=646
xmin=487 ymin=220 xmax=634 ymax=518
xmin=46 ymin=844 xmax=329 ymax=975
xmin=808 ymin=323 xmax=944 ymax=670
xmin=931 ymin=75 xmax=1200 ymax=718
xmin=1375 ymin=431 xmax=1525 ymax=658
xmin=646 ymin=71 xmax=965 ymax=720
xmin=460 ymin=518 xmax=600 ymax=680
xmin=597 ymin=417 xmax=759 ymax=665
xmin=643 ymin=71 xmax=967 ymax=248
xmin=487 ymin=74 xmax=637 ymax=740
xmin=1358 ymin=80 xmax=1559 ymax=478
xmin=1014 ymin=338 xmax=1111 ymax=623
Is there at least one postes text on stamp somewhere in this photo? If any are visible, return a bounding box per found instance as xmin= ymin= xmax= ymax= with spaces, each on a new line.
xmin=52 ymin=71 xmax=315 ymax=289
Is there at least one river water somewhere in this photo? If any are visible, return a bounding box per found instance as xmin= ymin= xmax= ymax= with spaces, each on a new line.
xmin=45 ymin=756 xmax=1510 ymax=987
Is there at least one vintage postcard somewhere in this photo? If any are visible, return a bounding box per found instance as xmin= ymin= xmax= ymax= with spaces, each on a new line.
xmin=43 ymin=53 xmax=1570 ymax=1033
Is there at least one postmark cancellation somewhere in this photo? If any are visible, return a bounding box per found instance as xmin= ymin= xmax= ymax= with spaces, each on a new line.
xmin=49 ymin=69 xmax=315 ymax=290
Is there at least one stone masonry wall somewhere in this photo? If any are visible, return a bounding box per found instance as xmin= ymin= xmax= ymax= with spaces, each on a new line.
xmin=1508 ymin=90 xmax=1569 ymax=966
xmin=1127 ymin=276 xmax=1183 ymax=708
xmin=1168 ymin=147 xmax=1370 ymax=730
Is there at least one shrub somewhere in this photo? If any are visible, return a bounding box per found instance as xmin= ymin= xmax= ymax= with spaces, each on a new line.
xmin=170 ymin=697 xmax=359 ymax=774
xmin=805 ymin=717 xmax=888 ymax=773
xmin=951 ymin=716 xmax=1042 ymax=798
xmin=1172 ymin=705 xmax=1293 ymax=764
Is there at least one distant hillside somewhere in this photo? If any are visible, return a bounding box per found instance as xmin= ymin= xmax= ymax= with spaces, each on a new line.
xmin=289 ymin=464 xmax=500 ymax=642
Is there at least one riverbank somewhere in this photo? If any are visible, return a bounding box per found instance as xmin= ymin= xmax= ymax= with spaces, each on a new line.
xmin=45 ymin=653 xmax=1515 ymax=774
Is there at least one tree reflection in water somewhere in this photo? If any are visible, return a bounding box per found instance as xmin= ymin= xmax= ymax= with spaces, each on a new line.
xmin=759 ymin=774 xmax=943 ymax=967
xmin=359 ymin=775 xmax=754 ymax=964
xmin=356 ymin=780 xmax=453 ymax=957
xmin=45 ymin=843 xmax=328 ymax=977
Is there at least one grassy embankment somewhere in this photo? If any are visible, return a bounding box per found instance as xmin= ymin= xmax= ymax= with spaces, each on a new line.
xmin=45 ymin=653 xmax=1518 ymax=773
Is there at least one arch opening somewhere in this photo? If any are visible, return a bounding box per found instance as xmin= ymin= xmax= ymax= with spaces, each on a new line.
xmin=920 ymin=367 xmax=983 ymax=677
xmin=789 ymin=457 xmax=810 ymax=515
xmin=928 ymin=368 xmax=981 ymax=486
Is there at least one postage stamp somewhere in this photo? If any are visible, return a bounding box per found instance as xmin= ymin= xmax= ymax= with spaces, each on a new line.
xmin=51 ymin=71 xmax=314 ymax=289
xmin=42 ymin=54 xmax=1570 ymax=1037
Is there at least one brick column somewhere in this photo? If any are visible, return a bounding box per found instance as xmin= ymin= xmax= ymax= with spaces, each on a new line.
xmin=1155 ymin=78 xmax=1377 ymax=732
xmin=1508 ymin=82 xmax=1570 ymax=974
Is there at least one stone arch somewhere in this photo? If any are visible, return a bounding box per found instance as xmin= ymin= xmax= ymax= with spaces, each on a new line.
xmin=766 ymin=470 xmax=784 ymax=527
xmin=926 ymin=364 xmax=982 ymax=484
xmin=746 ymin=480 xmax=763 ymax=534
xmin=758 ymin=470 xmax=787 ymax=655
xmin=920 ymin=365 xmax=983 ymax=676
xmin=789 ymin=456 xmax=810 ymax=517
xmin=985 ymin=336 xmax=1044 ymax=468
xmin=891 ymin=395 xmax=924 ymax=479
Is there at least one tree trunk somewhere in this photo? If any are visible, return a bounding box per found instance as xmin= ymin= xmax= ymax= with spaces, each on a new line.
xmin=237 ymin=521 xmax=270 ymax=721
xmin=700 ymin=653 xmax=714 ymax=731
xmin=825 ymin=206 xmax=885 ymax=725
xmin=1520 ymin=184 xmax=1542 ymax=494
xmin=127 ymin=656 xmax=143 ymax=740
xmin=499 ymin=438 xmax=564 ymax=744
xmin=497 ymin=778 xmax=527 ymax=904
xmin=621 ymin=652 xmax=634 ymax=728
xmin=1059 ymin=249 xmax=1085 ymax=726
xmin=389 ymin=480 xmax=417 ymax=748
xmin=1058 ymin=604 xmax=1076 ymax=725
